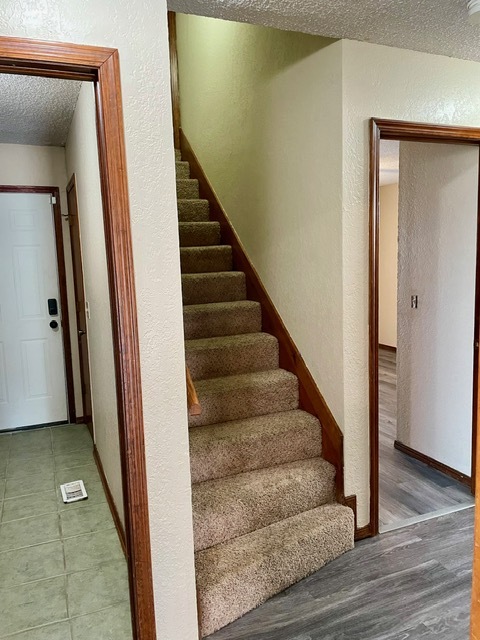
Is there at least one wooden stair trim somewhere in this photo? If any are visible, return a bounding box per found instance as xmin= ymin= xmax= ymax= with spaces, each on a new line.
xmin=186 ymin=365 xmax=202 ymax=416
xmin=180 ymin=129 xmax=348 ymax=505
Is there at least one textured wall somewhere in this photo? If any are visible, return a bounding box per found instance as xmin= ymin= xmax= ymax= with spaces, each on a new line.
xmin=177 ymin=15 xmax=345 ymax=423
xmin=0 ymin=2 xmax=198 ymax=637
xmin=379 ymin=184 xmax=398 ymax=348
xmin=342 ymin=39 xmax=480 ymax=525
xmin=397 ymin=142 xmax=478 ymax=476
xmin=0 ymin=143 xmax=82 ymax=417
xmin=65 ymin=83 xmax=124 ymax=523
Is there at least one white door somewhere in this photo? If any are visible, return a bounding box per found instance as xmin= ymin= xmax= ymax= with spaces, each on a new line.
xmin=0 ymin=192 xmax=68 ymax=430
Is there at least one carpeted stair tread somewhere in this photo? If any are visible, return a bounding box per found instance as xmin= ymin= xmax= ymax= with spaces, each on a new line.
xmin=186 ymin=333 xmax=279 ymax=380
xmin=181 ymin=246 xmax=233 ymax=274
xmin=193 ymin=458 xmax=335 ymax=552
xmin=175 ymin=148 xmax=181 ymax=160
xmin=179 ymin=221 xmax=221 ymax=247
xmin=189 ymin=369 xmax=298 ymax=428
xmin=196 ymin=503 xmax=355 ymax=637
xmin=176 ymin=160 xmax=190 ymax=178
xmin=183 ymin=300 xmax=262 ymax=340
xmin=177 ymin=178 xmax=199 ymax=199
xmin=178 ymin=199 xmax=210 ymax=222
xmin=189 ymin=410 xmax=322 ymax=483
xmin=182 ymin=272 xmax=246 ymax=306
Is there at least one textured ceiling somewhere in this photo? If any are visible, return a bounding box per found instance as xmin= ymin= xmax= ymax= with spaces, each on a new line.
xmin=169 ymin=0 xmax=480 ymax=64
xmin=0 ymin=75 xmax=82 ymax=146
xmin=380 ymin=140 xmax=399 ymax=186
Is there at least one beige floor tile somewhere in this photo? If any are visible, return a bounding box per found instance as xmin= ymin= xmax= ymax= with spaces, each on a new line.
xmin=0 ymin=576 xmax=67 ymax=637
xmin=0 ymin=540 xmax=64 ymax=587
xmin=60 ymin=502 xmax=114 ymax=538
xmin=0 ymin=513 xmax=60 ymax=552
xmin=5 ymin=471 xmax=55 ymax=499
xmin=64 ymin=529 xmax=124 ymax=572
xmin=70 ymin=603 xmax=132 ymax=640
xmin=2 ymin=491 xmax=57 ymax=522
xmin=67 ymin=560 xmax=129 ymax=617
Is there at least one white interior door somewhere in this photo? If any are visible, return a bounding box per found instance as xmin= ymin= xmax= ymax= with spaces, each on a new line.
xmin=0 ymin=192 xmax=68 ymax=430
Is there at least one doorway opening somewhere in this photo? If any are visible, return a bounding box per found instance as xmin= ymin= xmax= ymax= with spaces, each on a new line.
xmin=370 ymin=119 xmax=480 ymax=536
xmin=0 ymin=37 xmax=156 ymax=640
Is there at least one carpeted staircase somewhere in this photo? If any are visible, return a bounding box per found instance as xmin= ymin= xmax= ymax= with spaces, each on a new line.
xmin=176 ymin=149 xmax=354 ymax=637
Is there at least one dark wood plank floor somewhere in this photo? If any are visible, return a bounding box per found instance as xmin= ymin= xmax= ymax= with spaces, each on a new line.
xmin=379 ymin=348 xmax=474 ymax=530
xmin=209 ymin=508 xmax=474 ymax=639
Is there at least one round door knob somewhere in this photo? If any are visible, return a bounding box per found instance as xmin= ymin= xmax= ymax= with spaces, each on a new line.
xmin=78 ymin=329 xmax=86 ymax=336
xmin=49 ymin=320 xmax=59 ymax=329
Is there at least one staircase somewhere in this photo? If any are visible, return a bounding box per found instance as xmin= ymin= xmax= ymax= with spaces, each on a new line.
xmin=176 ymin=149 xmax=354 ymax=637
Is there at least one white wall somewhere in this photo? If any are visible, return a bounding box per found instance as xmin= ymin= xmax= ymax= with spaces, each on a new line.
xmin=342 ymin=39 xmax=480 ymax=525
xmin=0 ymin=3 xmax=198 ymax=638
xmin=65 ymin=83 xmax=124 ymax=523
xmin=396 ymin=142 xmax=477 ymax=475
xmin=0 ymin=143 xmax=82 ymax=416
xmin=379 ymin=184 xmax=398 ymax=348
xmin=177 ymin=15 xmax=345 ymax=424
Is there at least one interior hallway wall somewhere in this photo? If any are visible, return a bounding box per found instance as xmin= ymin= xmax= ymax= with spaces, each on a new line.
xmin=177 ymin=14 xmax=345 ymax=425
xmin=379 ymin=183 xmax=399 ymax=349
xmin=342 ymin=39 xmax=480 ymax=524
xmin=65 ymin=82 xmax=124 ymax=524
xmin=396 ymin=142 xmax=478 ymax=476
xmin=0 ymin=143 xmax=82 ymax=417
xmin=0 ymin=2 xmax=199 ymax=637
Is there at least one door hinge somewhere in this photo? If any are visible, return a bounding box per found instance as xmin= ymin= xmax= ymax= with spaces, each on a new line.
xmin=50 ymin=195 xmax=57 ymax=205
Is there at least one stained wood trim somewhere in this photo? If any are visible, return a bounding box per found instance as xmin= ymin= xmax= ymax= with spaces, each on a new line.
xmin=369 ymin=117 xmax=480 ymax=543
xmin=168 ymin=12 xmax=181 ymax=149
xmin=379 ymin=344 xmax=397 ymax=353
xmin=394 ymin=440 xmax=472 ymax=487
xmin=355 ymin=524 xmax=374 ymax=541
xmin=0 ymin=185 xmax=76 ymax=423
xmin=180 ymin=129 xmax=347 ymax=502
xmin=93 ymin=445 xmax=127 ymax=555
xmin=0 ymin=35 xmax=157 ymax=639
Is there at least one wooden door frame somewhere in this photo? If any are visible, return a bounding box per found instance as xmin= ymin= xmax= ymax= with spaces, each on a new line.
xmin=369 ymin=117 xmax=480 ymax=536
xmin=66 ymin=174 xmax=93 ymax=432
xmin=0 ymin=184 xmax=76 ymax=424
xmin=0 ymin=36 xmax=156 ymax=638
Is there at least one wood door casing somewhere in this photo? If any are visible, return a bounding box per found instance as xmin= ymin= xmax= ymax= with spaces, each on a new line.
xmin=66 ymin=175 xmax=93 ymax=433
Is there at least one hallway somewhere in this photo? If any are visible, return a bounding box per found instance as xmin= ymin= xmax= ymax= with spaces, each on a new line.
xmin=0 ymin=425 xmax=132 ymax=639
xmin=378 ymin=348 xmax=474 ymax=531
xmin=208 ymin=507 xmax=473 ymax=639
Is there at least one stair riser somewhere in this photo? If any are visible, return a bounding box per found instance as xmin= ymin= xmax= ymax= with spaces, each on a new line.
xmin=189 ymin=375 xmax=299 ymax=427
xmin=179 ymin=224 xmax=221 ymax=248
xmin=183 ymin=303 xmax=261 ymax=339
xmin=196 ymin=507 xmax=355 ymax=637
xmin=177 ymin=179 xmax=199 ymax=199
xmin=181 ymin=247 xmax=232 ymax=274
xmin=190 ymin=421 xmax=322 ymax=484
xmin=176 ymin=161 xmax=190 ymax=178
xmin=187 ymin=338 xmax=279 ymax=380
xmin=182 ymin=274 xmax=246 ymax=306
xmin=178 ymin=200 xmax=210 ymax=222
xmin=193 ymin=462 xmax=335 ymax=551
xmin=175 ymin=149 xmax=181 ymax=161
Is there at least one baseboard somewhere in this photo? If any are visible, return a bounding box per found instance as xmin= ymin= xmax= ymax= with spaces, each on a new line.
xmin=93 ymin=445 xmax=127 ymax=556
xmin=355 ymin=524 xmax=374 ymax=540
xmin=180 ymin=129 xmax=346 ymax=501
xmin=394 ymin=440 xmax=472 ymax=488
xmin=379 ymin=344 xmax=396 ymax=353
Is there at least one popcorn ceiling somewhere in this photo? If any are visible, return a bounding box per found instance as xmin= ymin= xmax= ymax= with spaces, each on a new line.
xmin=168 ymin=0 xmax=480 ymax=63
xmin=0 ymin=74 xmax=81 ymax=146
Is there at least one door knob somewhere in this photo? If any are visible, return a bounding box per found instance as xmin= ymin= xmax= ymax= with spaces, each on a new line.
xmin=78 ymin=329 xmax=86 ymax=337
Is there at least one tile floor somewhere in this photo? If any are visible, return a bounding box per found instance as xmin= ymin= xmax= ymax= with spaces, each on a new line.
xmin=0 ymin=424 xmax=132 ymax=639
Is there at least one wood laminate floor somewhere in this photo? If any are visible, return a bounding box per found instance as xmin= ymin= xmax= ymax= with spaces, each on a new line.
xmin=209 ymin=507 xmax=474 ymax=639
xmin=379 ymin=348 xmax=474 ymax=530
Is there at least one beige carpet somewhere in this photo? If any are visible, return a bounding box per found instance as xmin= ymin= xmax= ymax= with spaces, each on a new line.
xmin=177 ymin=148 xmax=354 ymax=638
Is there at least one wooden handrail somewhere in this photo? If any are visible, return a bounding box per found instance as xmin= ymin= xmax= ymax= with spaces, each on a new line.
xmin=186 ymin=366 xmax=201 ymax=416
